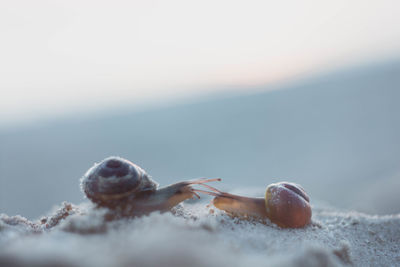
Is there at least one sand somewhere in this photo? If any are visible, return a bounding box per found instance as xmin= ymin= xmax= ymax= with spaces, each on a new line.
xmin=1 ymin=196 xmax=399 ymax=267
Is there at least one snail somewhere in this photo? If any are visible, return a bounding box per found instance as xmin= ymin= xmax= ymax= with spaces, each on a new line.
xmin=197 ymin=182 xmax=312 ymax=228
xmin=80 ymin=156 xmax=220 ymax=216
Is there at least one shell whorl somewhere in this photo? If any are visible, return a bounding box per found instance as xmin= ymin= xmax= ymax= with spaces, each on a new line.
xmin=264 ymin=182 xmax=311 ymax=228
xmin=80 ymin=157 xmax=159 ymax=204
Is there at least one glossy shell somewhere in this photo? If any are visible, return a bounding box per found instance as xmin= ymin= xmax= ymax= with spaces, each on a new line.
xmin=265 ymin=182 xmax=311 ymax=228
xmin=80 ymin=157 xmax=159 ymax=204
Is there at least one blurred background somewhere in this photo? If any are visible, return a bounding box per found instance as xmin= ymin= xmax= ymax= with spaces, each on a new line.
xmin=1 ymin=0 xmax=399 ymax=220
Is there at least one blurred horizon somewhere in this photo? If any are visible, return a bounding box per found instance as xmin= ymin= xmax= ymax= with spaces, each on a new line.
xmin=0 ymin=56 xmax=398 ymax=130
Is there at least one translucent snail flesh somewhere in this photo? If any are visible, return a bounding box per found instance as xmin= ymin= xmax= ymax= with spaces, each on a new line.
xmin=197 ymin=181 xmax=312 ymax=228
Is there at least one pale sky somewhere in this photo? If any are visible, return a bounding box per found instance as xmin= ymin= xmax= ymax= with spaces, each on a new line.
xmin=1 ymin=0 xmax=400 ymax=126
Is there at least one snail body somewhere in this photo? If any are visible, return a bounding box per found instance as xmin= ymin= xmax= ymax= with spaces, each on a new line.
xmin=81 ymin=157 xmax=220 ymax=216
xmin=198 ymin=182 xmax=311 ymax=228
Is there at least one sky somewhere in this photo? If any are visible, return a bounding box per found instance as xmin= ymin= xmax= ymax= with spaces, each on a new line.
xmin=1 ymin=0 xmax=400 ymax=126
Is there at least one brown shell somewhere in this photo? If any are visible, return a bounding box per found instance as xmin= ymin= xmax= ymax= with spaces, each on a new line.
xmin=265 ymin=182 xmax=312 ymax=228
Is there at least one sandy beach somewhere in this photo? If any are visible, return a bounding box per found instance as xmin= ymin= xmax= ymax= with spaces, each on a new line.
xmin=1 ymin=2 xmax=399 ymax=266
xmin=1 ymin=194 xmax=399 ymax=267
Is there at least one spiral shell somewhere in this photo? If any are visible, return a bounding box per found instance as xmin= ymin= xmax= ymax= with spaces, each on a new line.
xmin=265 ymin=182 xmax=311 ymax=228
xmin=80 ymin=157 xmax=158 ymax=204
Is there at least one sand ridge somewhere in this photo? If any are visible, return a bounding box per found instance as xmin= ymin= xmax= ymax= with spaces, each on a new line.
xmin=1 ymin=200 xmax=399 ymax=267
